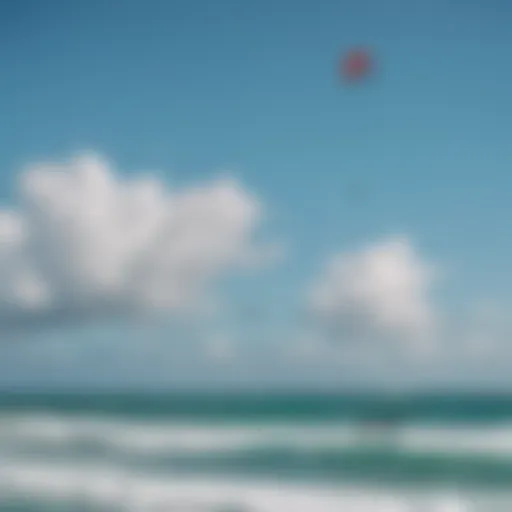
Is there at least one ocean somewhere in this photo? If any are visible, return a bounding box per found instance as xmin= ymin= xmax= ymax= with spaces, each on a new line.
xmin=1 ymin=392 xmax=512 ymax=511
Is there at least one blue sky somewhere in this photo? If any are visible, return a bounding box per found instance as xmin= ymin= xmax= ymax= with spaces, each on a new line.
xmin=1 ymin=0 xmax=512 ymax=389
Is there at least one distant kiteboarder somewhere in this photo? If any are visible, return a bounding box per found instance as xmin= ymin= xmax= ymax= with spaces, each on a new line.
xmin=359 ymin=396 xmax=406 ymax=441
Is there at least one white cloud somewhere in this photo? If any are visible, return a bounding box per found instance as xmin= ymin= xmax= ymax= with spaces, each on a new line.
xmin=309 ymin=235 xmax=437 ymax=348
xmin=0 ymin=152 xmax=275 ymax=328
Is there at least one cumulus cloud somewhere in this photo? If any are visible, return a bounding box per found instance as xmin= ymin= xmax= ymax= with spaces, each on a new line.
xmin=0 ymin=152 xmax=275 ymax=329
xmin=309 ymin=236 xmax=438 ymax=348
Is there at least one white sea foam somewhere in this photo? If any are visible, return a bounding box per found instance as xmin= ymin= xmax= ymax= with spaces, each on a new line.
xmin=0 ymin=458 xmax=507 ymax=511
xmin=2 ymin=413 xmax=512 ymax=460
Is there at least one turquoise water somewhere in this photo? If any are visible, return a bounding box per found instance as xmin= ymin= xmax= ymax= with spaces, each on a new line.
xmin=2 ymin=392 xmax=512 ymax=511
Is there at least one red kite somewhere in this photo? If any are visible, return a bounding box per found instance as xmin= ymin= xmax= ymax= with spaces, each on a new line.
xmin=342 ymin=48 xmax=372 ymax=82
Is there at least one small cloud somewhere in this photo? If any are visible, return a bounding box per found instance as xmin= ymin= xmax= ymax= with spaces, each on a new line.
xmin=308 ymin=235 xmax=438 ymax=349
xmin=0 ymin=152 xmax=277 ymax=330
